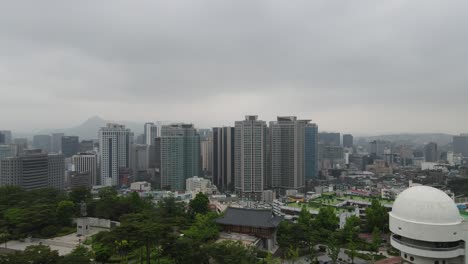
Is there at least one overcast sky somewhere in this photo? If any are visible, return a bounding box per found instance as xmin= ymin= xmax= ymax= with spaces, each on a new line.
xmin=1 ymin=1 xmax=467 ymax=135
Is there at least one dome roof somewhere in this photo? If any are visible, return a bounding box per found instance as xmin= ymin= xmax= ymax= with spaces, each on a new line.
xmin=391 ymin=186 xmax=462 ymax=225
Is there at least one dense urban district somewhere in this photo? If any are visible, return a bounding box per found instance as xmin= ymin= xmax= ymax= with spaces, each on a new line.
xmin=1 ymin=116 xmax=468 ymax=263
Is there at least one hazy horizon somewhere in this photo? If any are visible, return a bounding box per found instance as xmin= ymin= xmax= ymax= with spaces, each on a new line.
xmin=1 ymin=1 xmax=468 ymax=134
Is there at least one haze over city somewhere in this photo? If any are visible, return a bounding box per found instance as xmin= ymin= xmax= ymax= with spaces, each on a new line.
xmin=1 ymin=1 xmax=468 ymax=134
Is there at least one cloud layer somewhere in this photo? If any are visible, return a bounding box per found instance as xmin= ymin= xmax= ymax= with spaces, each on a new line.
xmin=1 ymin=0 xmax=467 ymax=134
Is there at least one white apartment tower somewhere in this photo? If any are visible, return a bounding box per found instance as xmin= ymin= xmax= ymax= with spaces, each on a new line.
xmin=144 ymin=123 xmax=158 ymax=145
xmin=72 ymin=153 xmax=98 ymax=186
xmin=234 ymin=115 xmax=267 ymax=201
xmin=99 ymin=123 xmax=133 ymax=186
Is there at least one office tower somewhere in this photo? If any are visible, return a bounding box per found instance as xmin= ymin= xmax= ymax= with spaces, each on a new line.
xmin=33 ymin=134 xmax=51 ymax=153
xmin=212 ymin=127 xmax=235 ymax=192
xmin=79 ymin=140 xmax=94 ymax=152
xmin=201 ymin=138 xmax=213 ymax=176
xmin=72 ymin=153 xmax=98 ymax=186
xmin=0 ymin=130 xmax=12 ymax=144
xmin=51 ymin=133 xmax=64 ymax=153
xmin=144 ymin=123 xmax=158 ymax=145
xmin=132 ymin=144 xmax=149 ymax=173
xmin=148 ymin=138 xmax=160 ymax=169
xmin=61 ymin=136 xmax=80 ymax=158
xmin=424 ymin=142 xmax=438 ymax=162
xmin=48 ymin=154 xmax=65 ymax=190
xmin=318 ymin=132 xmax=340 ymax=146
xmin=343 ymin=134 xmax=353 ymax=148
xmin=99 ymin=123 xmax=133 ymax=186
xmin=14 ymin=138 xmax=28 ymax=154
xmin=369 ymin=140 xmax=391 ymax=158
xmin=0 ymin=145 xmax=18 ymax=160
xmin=160 ymin=124 xmax=200 ymax=191
xmin=453 ymin=134 xmax=468 ymax=157
xmin=305 ymin=123 xmax=319 ymax=180
xmin=68 ymin=172 xmax=91 ymax=189
xmin=234 ymin=115 xmax=267 ymax=200
xmin=0 ymin=150 xmax=64 ymax=190
xmin=270 ymin=116 xmax=310 ymax=192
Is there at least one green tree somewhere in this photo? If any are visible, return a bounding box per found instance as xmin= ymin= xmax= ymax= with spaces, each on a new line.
xmin=68 ymin=187 xmax=92 ymax=204
xmin=340 ymin=215 xmax=360 ymax=243
xmin=206 ymin=240 xmax=259 ymax=264
xmin=286 ymin=246 xmax=299 ymax=264
xmin=56 ymin=200 xmax=75 ymax=226
xmin=264 ymin=253 xmax=281 ymax=264
xmin=93 ymin=243 xmax=112 ymax=264
xmin=19 ymin=245 xmax=60 ymax=264
xmin=327 ymin=235 xmax=340 ymax=264
xmin=189 ymin=192 xmax=209 ymax=216
xmin=365 ymin=200 xmax=389 ymax=232
xmin=371 ymin=227 xmax=382 ymax=252
xmin=184 ymin=212 xmax=220 ymax=242
xmin=60 ymin=245 xmax=93 ymax=264
xmin=346 ymin=237 xmax=357 ymax=264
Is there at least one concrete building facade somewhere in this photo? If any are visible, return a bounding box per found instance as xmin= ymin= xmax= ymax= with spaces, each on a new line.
xmin=234 ymin=116 xmax=267 ymax=201
xmin=72 ymin=153 xmax=98 ymax=186
xmin=269 ymin=116 xmax=308 ymax=192
xmin=160 ymin=124 xmax=200 ymax=191
xmin=212 ymin=127 xmax=235 ymax=192
xmin=99 ymin=124 xmax=133 ymax=186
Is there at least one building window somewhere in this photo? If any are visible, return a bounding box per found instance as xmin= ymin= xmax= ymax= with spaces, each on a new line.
xmin=404 ymin=254 xmax=407 ymax=259
xmin=434 ymin=261 xmax=439 ymax=264
xmin=410 ymin=257 xmax=414 ymax=261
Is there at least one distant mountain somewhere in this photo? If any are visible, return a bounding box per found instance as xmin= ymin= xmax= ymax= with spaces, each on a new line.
xmin=356 ymin=133 xmax=454 ymax=147
xmin=43 ymin=116 xmax=145 ymax=140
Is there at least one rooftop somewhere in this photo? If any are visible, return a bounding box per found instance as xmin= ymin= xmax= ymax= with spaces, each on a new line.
xmin=215 ymin=207 xmax=283 ymax=228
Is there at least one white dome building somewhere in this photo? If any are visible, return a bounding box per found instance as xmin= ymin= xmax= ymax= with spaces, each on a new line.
xmin=390 ymin=186 xmax=467 ymax=264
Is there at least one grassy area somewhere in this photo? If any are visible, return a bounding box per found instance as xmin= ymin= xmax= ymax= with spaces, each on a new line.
xmin=310 ymin=194 xmax=394 ymax=206
xmin=285 ymin=202 xmax=353 ymax=214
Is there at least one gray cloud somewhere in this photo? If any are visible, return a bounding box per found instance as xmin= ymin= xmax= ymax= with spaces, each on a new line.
xmin=0 ymin=0 xmax=467 ymax=134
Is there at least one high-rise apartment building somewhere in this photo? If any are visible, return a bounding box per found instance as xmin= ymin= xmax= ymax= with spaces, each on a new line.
xmin=0 ymin=150 xmax=64 ymax=190
xmin=99 ymin=123 xmax=133 ymax=186
xmin=33 ymin=134 xmax=51 ymax=153
xmin=305 ymin=123 xmax=319 ymax=180
xmin=72 ymin=153 xmax=98 ymax=186
xmin=144 ymin=123 xmax=158 ymax=145
xmin=453 ymin=134 xmax=468 ymax=157
xmin=212 ymin=127 xmax=235 ymax=192
xmin=318 ymin=132 xmax=340 ymax=146
xmin=0 ymin=130 xmax=12 ymax=144
xmin=160 ymin=124 xmax=200 ymax=191
xmin=269 ymin=116 xmax=309 ymax=192
xmin=201 ymin=138 xmax=213 ymax=176
xmin=62 ymin=136 xmax=80 ymax=158
xmin=51 ymin=133 xmax=64 ymax=153
xmin=424 ymin=142 xmax=438 ymax=162
xmin=234 ymin=116 xmax=267 ymax=200
xmin=343 ymin=134 xmax=353 ymax=148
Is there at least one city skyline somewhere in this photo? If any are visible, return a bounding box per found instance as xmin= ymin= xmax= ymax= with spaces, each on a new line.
xmin=1 ymin=1 xmax=468 ymax=134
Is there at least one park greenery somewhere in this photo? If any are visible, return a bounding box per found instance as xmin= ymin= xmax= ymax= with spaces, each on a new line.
xmin=0 ymin=185 xmax=392 ymax=263
xmin=277 ymin=199 xmax=390 ymax=263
